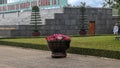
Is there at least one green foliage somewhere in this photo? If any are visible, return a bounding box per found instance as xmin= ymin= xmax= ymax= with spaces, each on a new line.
xmin=103 ymin=0 xmax=120 ymax=25
xmin=71 ymin=36 xmax=120 ymax=51
xmin=102 ymin=0 xmax=115 ymax=8
xmin=79 ymin=2 xmax=88 ymax=31
xmin=0 ymin=36 xmax=120 ymax=59
xmin=103 ymin=0 xmax=120 ymax=15
xmin=30 ymin=6 xmax=42 ymax=32
xmin=32 ymin=6 xmax=39 ymax=12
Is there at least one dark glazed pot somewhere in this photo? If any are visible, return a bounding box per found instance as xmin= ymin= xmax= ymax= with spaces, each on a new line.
xmin=79 ymin=30 xmax=87 ymax=35
xmin=47 ymin=40 xmax=70 ymax=58
xmin=32 ymin=32 xmax=40 ymax=36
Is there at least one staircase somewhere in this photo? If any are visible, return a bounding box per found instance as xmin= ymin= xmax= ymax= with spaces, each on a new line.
xmin=0 ymin=8 xmax=63 ymax=37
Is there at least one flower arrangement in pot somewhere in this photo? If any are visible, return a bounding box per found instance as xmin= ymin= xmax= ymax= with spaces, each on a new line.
xmin=46 ymin=34 xmax=71 ymax=58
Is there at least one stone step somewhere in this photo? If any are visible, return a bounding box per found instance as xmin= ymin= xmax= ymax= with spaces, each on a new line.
xmin=0 ymin=28 xmax=16 ymax=30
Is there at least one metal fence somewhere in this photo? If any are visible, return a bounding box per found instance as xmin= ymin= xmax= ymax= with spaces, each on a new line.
xmin=0 ymin=0 xmax=67 ymax=13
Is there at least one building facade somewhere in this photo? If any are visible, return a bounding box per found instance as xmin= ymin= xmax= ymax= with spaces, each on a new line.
xmin=0 ymin=7 xmax=115 ymax=37
xmin=0 ymin=0 xmax=67 ymax=13
xmin=41 ymin=7 xmax=114 ymax=35
xmin=0 ymin=0 xmax=7 ymax=4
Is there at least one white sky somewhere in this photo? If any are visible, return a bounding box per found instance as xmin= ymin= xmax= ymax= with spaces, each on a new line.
xmin=68 ymin=0 xmax=103 ymax=7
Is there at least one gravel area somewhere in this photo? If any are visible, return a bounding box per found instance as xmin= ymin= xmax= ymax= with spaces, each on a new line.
xmin=0 ymin=45 xmax=120 ymax=68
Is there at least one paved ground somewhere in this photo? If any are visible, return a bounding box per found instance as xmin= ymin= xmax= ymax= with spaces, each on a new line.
xmin=0 ymin=45 xmax=120 ymax=68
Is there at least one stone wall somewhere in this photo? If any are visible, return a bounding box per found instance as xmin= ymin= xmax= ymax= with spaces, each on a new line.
xmin=0 ymin=7 xmax=115 ymax=37
xmin=40 ymin=7 xmax=113 ymax=35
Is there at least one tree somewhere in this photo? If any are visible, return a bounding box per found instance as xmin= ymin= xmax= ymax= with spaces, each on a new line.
xmin=103 ymin=0 xmax=120 ymax=29
xmin=103 ymin=0 xmax=120 ymax=17
xmin=79 ymin=2 xmax=88 ymax=35
xmin=102 ymin=0 xmax=115 ymax=8
xmin=30 ymin=6 xmax=42 ymax=36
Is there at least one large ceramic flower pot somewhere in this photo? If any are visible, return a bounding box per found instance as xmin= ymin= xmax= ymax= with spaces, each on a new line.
xmin=79 ymin=30 xmax=87 ymax=35
xmin=47 ymin=40 xmax=70 ymax=58
xmin=32 ymin=32 xmax=40 ymax=36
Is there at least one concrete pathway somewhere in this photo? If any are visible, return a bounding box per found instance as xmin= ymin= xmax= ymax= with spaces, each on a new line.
xmin=0 ymin=45 xmax=120 ymax=68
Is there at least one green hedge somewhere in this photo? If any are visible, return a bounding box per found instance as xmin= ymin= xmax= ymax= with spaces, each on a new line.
xmin=0 ymin=41 xmax=120 ymax=59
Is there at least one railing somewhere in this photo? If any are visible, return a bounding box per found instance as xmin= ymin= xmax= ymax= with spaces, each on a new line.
xmin=0 ymin=0 xmax=67 ymax=13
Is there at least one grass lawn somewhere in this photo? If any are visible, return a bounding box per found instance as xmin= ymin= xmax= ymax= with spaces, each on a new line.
xmin=0 ymin=35 xmax=120 ymax=59
xmin=0 ymin=35 xmax=120 ymax=51
xmin=71 ymin=36 xmax=120 ymax=51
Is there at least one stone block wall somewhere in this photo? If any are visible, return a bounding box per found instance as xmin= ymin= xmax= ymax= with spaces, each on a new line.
xmin=0 ymin=30 xmax=11 ymax=37
xmin=41 ymin=7 xmax=113 ymax=35
xmin=0 ymin=7 xmax=115 ymax=37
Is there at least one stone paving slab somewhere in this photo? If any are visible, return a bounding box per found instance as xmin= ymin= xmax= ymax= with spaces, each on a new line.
xmin=0 ymin=45 xmax=120 ymax=68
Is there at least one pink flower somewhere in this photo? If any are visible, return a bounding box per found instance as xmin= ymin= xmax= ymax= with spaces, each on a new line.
xmin=46 ymin=34 xmax=70 ymax=42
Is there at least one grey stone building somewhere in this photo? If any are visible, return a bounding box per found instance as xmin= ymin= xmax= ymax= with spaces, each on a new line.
xmin=0 ymin=7 xmax=115 ymax=37
xmin=42 ymin=7 xmax=114 ymax=35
